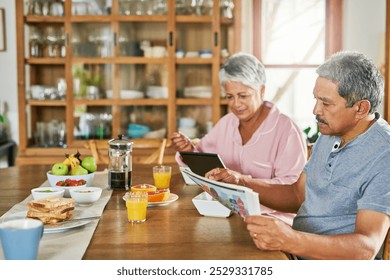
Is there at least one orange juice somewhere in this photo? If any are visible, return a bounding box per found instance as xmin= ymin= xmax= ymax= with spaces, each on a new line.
xmin=126 ymin=195 xmax=148 ymax=223
xmin=153 ymin=172 xmax=171 ymax=189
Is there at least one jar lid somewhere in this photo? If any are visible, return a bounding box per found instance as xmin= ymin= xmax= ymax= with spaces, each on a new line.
xmin=108 ymin=134 xmax=133 ymax=150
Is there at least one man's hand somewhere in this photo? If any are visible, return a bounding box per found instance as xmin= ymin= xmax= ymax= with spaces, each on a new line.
xmin=245 ymin=215 xmax=295 ymax=251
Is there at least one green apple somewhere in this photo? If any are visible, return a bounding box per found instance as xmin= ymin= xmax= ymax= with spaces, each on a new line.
xmin=70 ymin=165 xmax=89 ymax=175
xmin=51 ymin=162 xmax=69 ymax=176
xmin=81 ymin=156 xmax=97 ymax=173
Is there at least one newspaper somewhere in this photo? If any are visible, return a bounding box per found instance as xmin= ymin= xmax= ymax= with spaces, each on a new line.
xmin=183 ymin=169 xmax=261 ymax=218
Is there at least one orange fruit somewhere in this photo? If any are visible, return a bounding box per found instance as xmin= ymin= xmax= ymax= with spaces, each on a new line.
xmin=147 ymin=189 xmax=170 ymax=202
xmin=130 ymin=184 xmax=157 ymax=193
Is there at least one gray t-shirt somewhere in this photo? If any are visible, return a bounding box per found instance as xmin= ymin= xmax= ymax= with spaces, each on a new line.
xmin=293 ymin=114 xmax=390 ymax=237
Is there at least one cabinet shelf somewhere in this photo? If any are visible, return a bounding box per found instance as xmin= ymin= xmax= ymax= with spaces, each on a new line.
xmin=176 ymin=58 xmax=214 ymax=64
xmin=28 ymin=100 xmax=67 ymax=106
xmin=71 ymin=57 xmax=169 ymax=64
xmin=176 ymin=98 xmax=214 ymax=105
xmin=70 ymin=15 xmax=169 ymax=23
xmin=116 ymin=15 xmax=168 ymax=22
xmin=70 ymin=15 xmax=113 ymax=22
xmin=116 ymin=99 xmax=169 ymax=106
xmin=221 ymin=17 xmax=234 ymax=25
xmin=26 ymin=58 xmax=66 ymax=65
xmin=176 ymin=15 xmax=213 ymax=23
xmin=114 ymin=57 xmax=169 ymax=64
xmin=25 ymin=15 xmax=65 ymax=23
xmin=73 ymin=99 xmax=113 ymax=106
xmin=74 ymin=99 xmax=169 ymax=106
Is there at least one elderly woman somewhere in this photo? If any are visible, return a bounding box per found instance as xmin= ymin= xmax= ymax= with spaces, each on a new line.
xmin=170 ymin=52 xmax=307 ymax=224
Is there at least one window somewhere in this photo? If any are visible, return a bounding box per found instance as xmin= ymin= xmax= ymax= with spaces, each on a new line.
xmin=253 ymin=0 xmax=342 ymax=138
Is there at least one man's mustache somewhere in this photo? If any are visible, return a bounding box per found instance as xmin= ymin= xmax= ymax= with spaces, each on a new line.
xmin=316 ymin=115 xmax=328 ymax=125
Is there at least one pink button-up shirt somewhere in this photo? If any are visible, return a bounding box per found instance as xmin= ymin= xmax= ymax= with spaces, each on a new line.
xmin=177 ymin=101 xmax=307 ymax=224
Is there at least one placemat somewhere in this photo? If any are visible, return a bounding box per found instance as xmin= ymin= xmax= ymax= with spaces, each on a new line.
xmin=0 ymin=170 xmax=112 ymax=260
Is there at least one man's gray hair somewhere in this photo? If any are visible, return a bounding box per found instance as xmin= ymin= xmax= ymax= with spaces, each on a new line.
xmin=316 ymin=51 xmax=384 ymax=113
xmin=219 ymin=52 xmax=266 ymax=93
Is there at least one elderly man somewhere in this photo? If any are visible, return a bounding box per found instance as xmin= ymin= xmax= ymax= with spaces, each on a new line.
xmin=206 ymin=51 xmax=390 ymax=259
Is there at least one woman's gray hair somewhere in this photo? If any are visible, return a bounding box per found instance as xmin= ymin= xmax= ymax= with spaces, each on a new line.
xmin=219 ymin=52 xmax=266 ymax=93
xmin=316 ymin=51 xmax=384 ymax=113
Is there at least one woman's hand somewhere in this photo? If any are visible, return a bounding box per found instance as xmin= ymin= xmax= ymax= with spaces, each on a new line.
xmin=205 ymin=168 xmax=243 ymax=185
xmin=170 ymin=132 xmax=194 ymax=152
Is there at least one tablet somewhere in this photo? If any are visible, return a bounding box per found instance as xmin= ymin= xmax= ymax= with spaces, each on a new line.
xmin=179 ymin=152 xmax=226 ymax=177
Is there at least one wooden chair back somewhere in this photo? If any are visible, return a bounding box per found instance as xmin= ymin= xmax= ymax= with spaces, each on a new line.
xmin=85 ymin=139 xmax=110 ymax=165
xmin=384 ymin=227 xmax=390 ymax=260
xmin=141 ymin=138 xmax=167 ymax=165
xmin=85 ymin=138 xmax=169 ymax=165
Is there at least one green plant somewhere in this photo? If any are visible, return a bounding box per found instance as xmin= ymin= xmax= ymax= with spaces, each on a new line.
xmin=72 ymin=66 xmax=104 ymax=97
xmin=303 ymin=124 xmax=319 ymax=144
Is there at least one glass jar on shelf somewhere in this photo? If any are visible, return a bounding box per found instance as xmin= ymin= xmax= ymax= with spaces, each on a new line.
xmin=220 ymin=0 xmax=234 ymax=19
xmin=29 ymin=26 xmax=43 ymax=57
xmin=27 ymin=0 xmax=42 ymax=16
xmin=43 ymin=26 xmax=62 ymax=58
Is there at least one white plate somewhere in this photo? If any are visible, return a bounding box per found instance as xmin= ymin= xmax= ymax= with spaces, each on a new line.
xmin=148 ymin=193 xmax=179 ymax=207
xmin=122 ymin=193 xmax=179 ymax=207
xmin=44 ymin=220 xmax=91 ymax=234
xmin=3 ymin=211 xmax=93 ymax=234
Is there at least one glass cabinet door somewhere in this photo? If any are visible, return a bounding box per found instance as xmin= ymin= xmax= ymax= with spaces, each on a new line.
xmin=118 ymin=64 xmax=168 ymax=98
xmin=122 ymin=106 xmax=168 ymax=139
xmin=74 ymin=106 xmax=112 ymax=140
xmin=118 ymin=0 xmax=167 ymax=15
xmin=72 ymin=0 xmax=112 ymax=15
xmin=72 ymin=63 xmax=112 ymax=99
xmin=118 ymin=22 xmax=168 ymax=58
xmin=71 ymin=23 xmax=113 ymax=58
xmin=177 ymin=105 xmax=212 ymax=138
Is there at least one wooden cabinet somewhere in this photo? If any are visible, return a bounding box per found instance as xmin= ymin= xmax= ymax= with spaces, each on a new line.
xmin=16 ymin=0 xmax=241 ymax=165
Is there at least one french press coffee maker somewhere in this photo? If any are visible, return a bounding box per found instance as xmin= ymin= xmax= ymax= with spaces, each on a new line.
xmin=108 ymin=134 xmax=133 ymax=190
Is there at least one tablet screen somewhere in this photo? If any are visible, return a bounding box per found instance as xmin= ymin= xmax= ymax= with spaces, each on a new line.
xmin=179 ymin=152 xmax=226 ymax=177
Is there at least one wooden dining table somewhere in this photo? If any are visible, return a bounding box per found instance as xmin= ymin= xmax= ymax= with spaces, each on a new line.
xmin=0 ymin=164 xmax=289 ymax=260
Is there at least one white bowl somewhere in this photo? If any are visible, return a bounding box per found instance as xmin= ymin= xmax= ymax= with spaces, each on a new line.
xmin=192 ymin=192 xmax=232 ymax=218
xmin=59 ymin=185 xmax=88 ymax=198
xmin=69 ymin=187 xmax=102 ymax=206
xmin=47 ymin=171 xmax=94 ymax=187
xmin=179 ymin=117 xmax=196 ymax=128
xmin=31 ymin=187 xmax=65 ymax=200
xmin=46 ymin=171 xmax=94 ymax=197
xmin=146 ymin=86 xmax=168 ymax=99
xmin=120 ymin=90 xmax=144 ymax=99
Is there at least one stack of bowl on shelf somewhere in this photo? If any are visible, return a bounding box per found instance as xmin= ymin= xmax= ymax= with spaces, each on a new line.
xmin=178 ymin=117 xmax=197 ymax=139
xmin=127 ymin=124 xmax=151 ymax=139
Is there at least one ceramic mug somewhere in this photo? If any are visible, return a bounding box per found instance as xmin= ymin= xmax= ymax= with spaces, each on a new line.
xmin=0 ymin=218 xmax=44 ymax=260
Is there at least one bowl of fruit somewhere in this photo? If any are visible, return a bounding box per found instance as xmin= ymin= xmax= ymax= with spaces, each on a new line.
xmin=47 ymin=152 xmax=97 ymax=197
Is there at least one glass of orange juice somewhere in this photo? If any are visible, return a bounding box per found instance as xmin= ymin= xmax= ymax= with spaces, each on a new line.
xmin=125 ymin=191 xmax=148 ymax=223
xmin=153 ymin=165 xmax=172 ymax=189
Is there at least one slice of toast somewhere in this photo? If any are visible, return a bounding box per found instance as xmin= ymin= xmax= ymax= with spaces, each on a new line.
xmin=27 ymin=210 xmax=71 ymax=220
xmin=28 ymin=204 xmax=74 ymax=214
xmin=27 ymin=212 xmax=73 ymax=225
xmin=28 ymin=197 xmax=75 ymax=209
xmin=27 ymin=197 xmax=75 ymax=224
